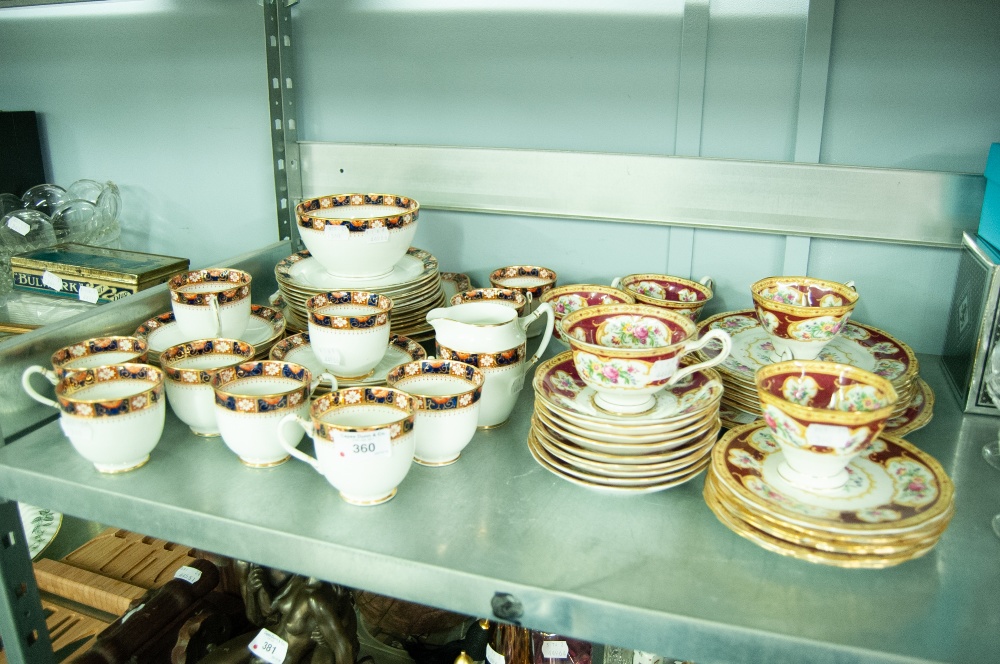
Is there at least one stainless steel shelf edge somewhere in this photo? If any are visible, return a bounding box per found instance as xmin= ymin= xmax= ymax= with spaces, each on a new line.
xmin=299 ymin=142 xmax=984 ymax=247
xmin=0 ymin=351 xmax=994 ymax=664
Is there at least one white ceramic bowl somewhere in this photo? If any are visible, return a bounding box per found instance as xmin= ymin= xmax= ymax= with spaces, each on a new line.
xmin=296 ymin=193 xmax=419 ymax=278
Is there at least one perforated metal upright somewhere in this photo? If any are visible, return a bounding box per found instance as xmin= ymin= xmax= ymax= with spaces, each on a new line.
xmin=0 ymin=498 xmax=54 ymax=663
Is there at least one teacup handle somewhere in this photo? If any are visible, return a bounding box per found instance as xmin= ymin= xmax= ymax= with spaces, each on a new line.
xmin=667 ymin=329 xmax=733 ymax=385
xmin=611 ymin=277 xmax=622 ymax=289
xmin=523 ymin=302 xmax=555 ymax=369
xmin=309 ymin=371 xmax=338 ymax=395
xmin=277 ymin=413 xmax=322 ymax=472
xmin=207 ymin=294 xmax=222 ymax=337
xmin=699 ymin=276 xmax=714 ymax=291
xmin=21 ymin=365 xmax=60 ymax=408
xmin=845 ymin=281 xmax=856 ymax=291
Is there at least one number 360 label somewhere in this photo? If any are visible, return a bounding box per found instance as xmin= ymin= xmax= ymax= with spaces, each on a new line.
xmin=332 ymin=429 xmax=391 ymax=458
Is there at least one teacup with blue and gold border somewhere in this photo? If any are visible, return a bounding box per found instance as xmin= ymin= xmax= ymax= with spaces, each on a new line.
xmin=22 ymin=363 xmax=165 ymax=473
xmin=160 ymin=339 xmax=256 ymax=437
xmin=279 ymin=386 xmax=416 ymax=506
xmin=21 ymin=336 xmax=149 ymax=399
xmin=306 ymin=290 xmax=393 ymax=379
xmin=211 ymin=360 xmax=335 ymax=467
xmin=386 ymin=359 xmax=484 ymax=466
xmin=449 ymin=287 xmax=529 ymax=317
xmin=169 ymin=268 xmax=253 ymax=340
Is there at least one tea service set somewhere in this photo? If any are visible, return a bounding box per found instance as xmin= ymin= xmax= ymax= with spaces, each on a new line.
xmin=17 ymin=193 xmax=953 ymax=557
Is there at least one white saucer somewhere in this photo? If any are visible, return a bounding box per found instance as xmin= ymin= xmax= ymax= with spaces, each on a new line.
xmin=275 ymin=247 xmax=437 ymax=291
xmin=135 ymin=305 xmax=286 ymax=358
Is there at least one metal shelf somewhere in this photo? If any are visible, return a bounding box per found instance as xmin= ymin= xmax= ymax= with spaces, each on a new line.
xmin=1 ymin=340 xmax=998 ymax=663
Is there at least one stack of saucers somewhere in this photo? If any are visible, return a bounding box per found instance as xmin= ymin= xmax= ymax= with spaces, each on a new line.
xmin=695 ymin=310 xmax=933 ymax=435
xmin=527 ymin=352 xmax=725 ymax=494
xmin=268 ymin=332 xmax=426 ymax=396
xmin=134 ymin=304 xmax=286 ymax=366
xmin=705 ymin=421 xmax=954 ymax=568
xmin=274 ymin=247 xmax=444 ymax=342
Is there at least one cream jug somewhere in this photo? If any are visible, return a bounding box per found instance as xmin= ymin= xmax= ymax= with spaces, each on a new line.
xmin=426 ymin=301 xmax=554 ymax=428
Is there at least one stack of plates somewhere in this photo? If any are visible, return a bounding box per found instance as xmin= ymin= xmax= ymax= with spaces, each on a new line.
xmin=695 ymin=310 xmax=933 ymax=436
xmin=268 ymin=332 xmax=427 ymax=396
xmin=274 ymin=247 xmax=445 ymax=342
xmin=705 ymin=421 xmax=955 ymax=568
xmin=527 ymin=351 xmax=725 ymax=494
xmin=134 ymin=304 xmax=286 ymax=365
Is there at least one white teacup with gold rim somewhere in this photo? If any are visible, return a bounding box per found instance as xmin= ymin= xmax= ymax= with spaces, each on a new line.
xmin=560 ymin=304 xmax=732 ymax=415
xmin=306 ymin=290 xmax=393 ymax=379
xmin=211 ymin=360 xmax=336 ymax=467
xmin=386 ymin=359 xmax=484 ymax=466
xmin=427 ymin=300 xmax=555 ymax=428
xmin=489 ymin=265 xmax=557 ymax=337
xmin=168 ymin=268 xmax=253 ymax=340
xmin=278 ymin=387 xmax=417 ymax=506
xmin=160 ymin=338 xmax=256 ymax=437
xmin=22 ymin=363 xmax=166 ymax=473
xmin=21 ymin=336 xmax=148 ymax=393
xmin=755 ymin=360 xmax=898 ymax=490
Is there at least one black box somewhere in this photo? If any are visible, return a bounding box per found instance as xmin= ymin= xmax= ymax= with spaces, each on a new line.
xmin=0 ymin=111 xmax=47 ymax=197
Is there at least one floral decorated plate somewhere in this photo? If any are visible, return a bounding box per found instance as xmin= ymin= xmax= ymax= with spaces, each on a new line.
xmin=696 ymin=310 xmax=918 ymax=387
xmin=533 ymin=352 xmax=724 ymax=427
xmin=135 ymin=305 xmax=285 ymax=361
xmin=527 ymin=428 xmax=709 ymax=494
xmin=702 ymin=474 xmax=941 ymax=568
xmin=885 ymin=378 xmax=934 ymax=436
xmin=535 ymin=409 xmax=721 ymax=456
xmin=275 ymin=247 xmax=438 ymax=291
xmin=269 ymin=333 xmax=426 ymax=388
xmin=532 ymin=417 xmax=718 ymax=475
xmin=710 ymin=421 xmax=954 ymax=536
xmin=18 ymin=503 xmax=62 ymax=560
xmin=535 ymin=400 xmax=717 ymax=446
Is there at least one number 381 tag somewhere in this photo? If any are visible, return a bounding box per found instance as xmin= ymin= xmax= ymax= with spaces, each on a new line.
xmin=248 ymin=628 xmax=288 ymax=664
xmin=332 ymin=428 xmax=392 ymax=458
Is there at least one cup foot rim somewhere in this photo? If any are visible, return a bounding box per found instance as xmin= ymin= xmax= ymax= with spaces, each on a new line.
xmin=591 ymin=393 xmax=657 ymax=416
xmin=239 ymin=455 xmax=290 ymax=469
xmin=477 ymin=417 xmax=511 ymax=430
xmin=94 ymin=455 xmax=150 ymax=474
xmin=414 ymin=454 xmax=460 ymax=467
xmin=776 ymin=460 xmax=849 ymax=491
xmin=340 ymin=487 xmax=397 ymax=506
xmin=190 ymin=429 xmax=221 ymax=438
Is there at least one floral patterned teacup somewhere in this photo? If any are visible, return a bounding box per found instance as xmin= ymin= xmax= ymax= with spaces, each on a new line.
xmin=756 ymin=360 xmax=898 ymax=490
xmin=278 ymin=387 xmax=417 ymax=506
xmin=22 ymin=363 xmax=165 ymax=473
xmin=612 ymin=274 xmax=713 ymax=322
xmin=560 ymin=304 xmax=732 ymax=415
xmin=211 ymin=360 xmax=335 ymax=467
xmin=539 ymin=284 xmax=636 ymax=344
xmin=386 ymin=359 xmax=484 ymax=466
xmin=750 ymin=276 xmax=858 ymax=360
